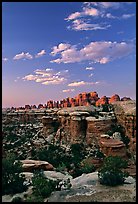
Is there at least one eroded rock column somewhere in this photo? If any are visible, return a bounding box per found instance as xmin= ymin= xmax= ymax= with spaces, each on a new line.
xmin=42 ymin=116 xmax=55 ymax=136
xmin=86 ymin=117 xmax=114 ymax=146
xmin=70 ymin=116 xmax=87 ymax=144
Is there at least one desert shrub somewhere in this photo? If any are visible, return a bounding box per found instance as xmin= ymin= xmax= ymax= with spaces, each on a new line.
xmin=56 ymin=162 xmax=67 ymax=173
xmin=2 ymin=153 xmax=27 ymax=195
xmin=69 ymin=164 xmax=83 ymax=178
xmin=81 ymin=162 xmax=95 ymax=174
xmin=11 ymin=196 xmax=23 ymax=202
xmin=101 ymin=104 xmax=109 ymax=112
xmin=31 ymin=171 xmax=58 ymax=199
xmin=95 ymin=149 xmax=105 ymax=158
xmin=98 ymin=156 xmax=129 ymax=186
xmin=70 ymin=143 xmax=86 ymax=164
xmin=25 ymin=195 xmax=44 ymax=202
xmin=120 ymin=134 xmax=130 ymax=148
xmin=35 ymin=144 xmax=70 ymax=168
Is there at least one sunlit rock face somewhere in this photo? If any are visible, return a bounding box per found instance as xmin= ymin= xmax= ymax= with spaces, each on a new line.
xmin=85 ymin=117 xmax=115 ymax=146
xmin=109 ymin=94 xmax=120 ymax=104
xmin=112 ymin=100 xmax=136 ymax=153
xmin=96 ymin=96 xmax=109 ymax=106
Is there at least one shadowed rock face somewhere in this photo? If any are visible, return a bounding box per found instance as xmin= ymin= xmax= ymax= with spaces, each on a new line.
xmin=99 ymin=137 xmax=126 ymax=157
xmin=112 ymin=100 xmax=136 ymax=153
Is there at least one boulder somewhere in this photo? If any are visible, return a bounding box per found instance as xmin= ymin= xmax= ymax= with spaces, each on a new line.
xmin=20 ymin=160 xmax=54 ymax=172
xmin=71 ymin=172 xmax=98 ymax=188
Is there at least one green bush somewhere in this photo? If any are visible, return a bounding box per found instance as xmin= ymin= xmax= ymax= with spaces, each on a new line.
xmin=81 ymin=162 xmax=95 ymax=174
xmin=2 ymin=153 xmax=27 ymax=195
xmin=11 ymin=196 xmax=23 ymax=202
xmin=31 ymin=171 xmax=58 ymax=198
xmin=56 ymin=162 xmax=67 ymax=173
xmin=70 ymin=143 xmax=86 ymax=164
xmin=25 ymin=195 xmax=44 ymax=202
xmin=98 ymin=156 xmax=129 ymax=186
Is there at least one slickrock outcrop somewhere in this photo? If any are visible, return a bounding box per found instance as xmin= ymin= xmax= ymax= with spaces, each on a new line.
xmin=47 ymin=172 xmax=136 ymax=202
xmin=20 ymin=160 xmax=54 ymax=172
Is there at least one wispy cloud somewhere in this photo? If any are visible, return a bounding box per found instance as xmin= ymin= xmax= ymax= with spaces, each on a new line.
xmin=84 ymin=2 xmax=121 ymax=9
xmin=65 ymin=2 xmax=135 ymax=32
xmin=35 ymin=49 xmax=46 ymax=58
xmin=51 ymin=41 xmax=134 ymax=64
xmin=65 ymin=7 xmax=99 ymax=21
xmin=2 ymin=57 xmax=8 ymax=61
xmin=62 ymin=89 xmax=75 ymax=93
xmin=86 ymin=67 xmax=95 ymax=70
xmin=68 ymin=19 xmax=111 ymax=31
xmin=13 ymin=52 xmax=33 ymax=60
xmin=22 ymin=68 xmax=68 ymax=85
xmin=121 ymin=13 xmax=135 ymax=19
xmin=88 ymin=73 xmax=94 ymax=77
xmin=68 ymin=81 xmax=100 ymax=87
xmin=65 ymin=12 xmax=82 ymax=21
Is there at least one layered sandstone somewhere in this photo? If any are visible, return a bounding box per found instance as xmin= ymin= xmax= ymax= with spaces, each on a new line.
xmin=85 ymin=117 xmax=115 ymax=146
xmin=112 ymin=100 xmax=136 ymax=153
xmin=99 ymin=136 xmax=126 ymax=157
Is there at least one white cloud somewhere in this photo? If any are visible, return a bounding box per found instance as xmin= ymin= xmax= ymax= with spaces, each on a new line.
xmin=51 ymin=43 xmax=71 ymax=56
xmin=86 ymin=67 xmax=95 ymax=70
xmin=88 ymin=73 xmax=94 ymax=77
xmin=51 ymin=41 xmax=134 ymax=64
xmin=62 ymin=89 xmax=75 ymax=93
xmin=68 ymin=81 xmax=100 ymax=87
xmin=85 ymin=2 xmax=121 ymax=9
xmin=69 ymin=19 xmax=111 ymax=31
xmin=99 ymin=2 xmax=120 ymax=9
xmin=22 ymin=68 xmax=68 ymax=85
xmin=2 ymin=57 xmax=8 ymax=61
xmin=106 ymin=13 xmax=117 ymax=19
xmin=13 ymin=52 xmax=33 ymax=60
xmin=121 ymin=14 xmax=135 ymax=19
xmin=83 ymin=7 xmax=99 ymax=16
xmin=35 ymin=49 xmax=46 ymax=58
xmin=23 ymin=74 xmax=38 ymax=81
xmin=65 ymin=7 xmax=99 ymax=22
xmin=65 ymin=12 xmax=82 ymax=21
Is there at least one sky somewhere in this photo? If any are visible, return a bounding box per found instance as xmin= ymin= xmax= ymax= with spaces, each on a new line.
xmin=2 ymin=2 xmax=136 ymax=108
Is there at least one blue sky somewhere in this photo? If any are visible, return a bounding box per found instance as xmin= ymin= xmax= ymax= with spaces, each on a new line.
xmin=2 ymin=2 xmax=136 ymax=108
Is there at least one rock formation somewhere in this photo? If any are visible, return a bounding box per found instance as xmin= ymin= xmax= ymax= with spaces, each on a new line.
xmin=109 ymin=94 xmax=120 ymax=103
xmin=20 ymin=160 xmax=54 ymax=172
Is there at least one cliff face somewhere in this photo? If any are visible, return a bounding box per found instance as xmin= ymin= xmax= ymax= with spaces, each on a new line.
xmin=41 ymin=106 xmax=116 ymax=147
xmin=5 ymin=100 xmax=136 ymax=157
xmin=112 ymin=100 xmax=136 ymax=153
